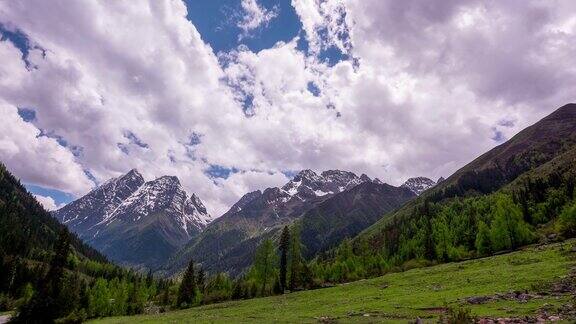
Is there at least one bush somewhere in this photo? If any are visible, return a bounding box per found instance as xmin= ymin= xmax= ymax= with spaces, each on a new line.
xmin=558 ymin=202 xmax=576 ymax=237
xmin=438 ymin=305 xmax=475 ymax=324
xmin=0 ymin=293 xmax=15 ymax=311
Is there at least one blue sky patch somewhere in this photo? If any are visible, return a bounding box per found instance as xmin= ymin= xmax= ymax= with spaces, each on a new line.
xmin=25 ymin=183 xmax=74 ymax=207
xmin=307 ymin=82 xmax=321 ymax=97
xmin=17 ymin=107 xmax=36 ymax=122
xmin=205 ymin=164 xmax=239 ymax=179
xmin=0 ymin=23 xmax=45 ymax=69
xmin=184 ymin=0 xmax=301 ymax=54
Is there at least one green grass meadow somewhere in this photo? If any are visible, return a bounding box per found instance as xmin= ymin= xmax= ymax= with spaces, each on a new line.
xmin=92 ymin=240 xmax=575 ymax=323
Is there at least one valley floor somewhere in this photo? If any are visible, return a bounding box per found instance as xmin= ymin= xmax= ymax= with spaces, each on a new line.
xmin=92 ymin=240 xmax=576 ymax=323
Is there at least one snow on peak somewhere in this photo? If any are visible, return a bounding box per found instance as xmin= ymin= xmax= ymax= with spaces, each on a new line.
xmin=401 ymin=177 xmax=437 ymax=195
xmin=280 ymin=169 xmax=376 ymax=201
xmin=103 ymin=174 xmax=212 ymax=231
xmin=55 ymin=169 xmax=212 ymax=239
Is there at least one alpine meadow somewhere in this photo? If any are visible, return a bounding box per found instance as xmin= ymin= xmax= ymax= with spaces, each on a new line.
xmin=1 ymin=1 xmax=576 ymax=323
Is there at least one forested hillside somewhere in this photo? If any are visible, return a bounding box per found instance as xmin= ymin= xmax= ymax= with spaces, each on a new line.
xmin=0 ymin=163 xmax=172 ymax=322
xmin=308 ymin=103 xmax=576 ymax=283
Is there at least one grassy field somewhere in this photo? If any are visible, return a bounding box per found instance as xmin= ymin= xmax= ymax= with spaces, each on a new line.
xmin=93 ymin=240 xmax=575 ymax=323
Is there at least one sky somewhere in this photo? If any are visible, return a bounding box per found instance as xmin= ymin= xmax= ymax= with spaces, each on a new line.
xmin=0 ymin=0 xmax=575 ymax=216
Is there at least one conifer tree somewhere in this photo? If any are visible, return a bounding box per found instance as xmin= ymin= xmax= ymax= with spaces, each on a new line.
xmin=15 ymin=229 xmax=71 ymax=322
xmin=289 ymin=225 xmax=302 ymax=291
xmin=279 ymin=226 xmax=290 ymax=292
xmin=196 ymin=266 xmax=205 ymax=293
xmin=177 ymin=259 xmax=198 ymax=308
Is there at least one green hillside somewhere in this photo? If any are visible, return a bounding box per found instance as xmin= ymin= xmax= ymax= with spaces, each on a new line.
xmin=0 ymin=163 xmax=171 ymax=322
xmin=319 ymin=104 xmax=576 ymax=282
xmin=91 ymin=240 xmax=576 ymax=323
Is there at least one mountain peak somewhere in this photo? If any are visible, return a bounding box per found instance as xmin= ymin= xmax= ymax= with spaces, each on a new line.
xmin=54 ymin=172 xmax=212 ymax=269
xmin=153 ymin=175 xmax=180 ymax=185
xmin=401 ymin=177 xmax=437 ymax=195
xmin=360 ymin=173 xmax=372 ymax=182
xmin=295 ymin=169 xmax=321 ymax=181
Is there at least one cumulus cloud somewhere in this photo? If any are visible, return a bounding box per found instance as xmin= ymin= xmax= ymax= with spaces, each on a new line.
xmin=0 ymin=96 xmax=93 ymax=195
xmin=34 ymin=194 xmax=64 ymax=211
xmin=0 ymin=0 xmax=575 ymax=217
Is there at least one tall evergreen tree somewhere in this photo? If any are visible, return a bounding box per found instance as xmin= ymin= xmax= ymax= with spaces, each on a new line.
xmin=196 ymin=266 xmax=205 ymax=293
xmin=279 ymin=226 xmax=290 ymax=292
xmin=177 ymin=259 xmax=198 ymax=308
xmin=289 ymin=225 xmax=302 ymax=291
xmin=14 ymin=229 xmax=71 ymax=323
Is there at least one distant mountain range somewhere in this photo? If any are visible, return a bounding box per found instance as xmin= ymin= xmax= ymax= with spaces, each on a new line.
xmin=54 ymin=169 xmax=212 ymax=270
xmin=52 ymin=167 xmax=435 ymax=274
xmin=162 ymin=170 xmax=415 ymax=275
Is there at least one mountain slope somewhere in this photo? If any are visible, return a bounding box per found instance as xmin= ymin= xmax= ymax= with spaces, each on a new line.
xmin=432 ymin=103 xmax=576 ymax=198
xmin=357 ymin=103 xmax=576 ymax=250
xmin=54 ymin=170 xmax=212 ymax=270
xmin=164 ymin=170 xmax=414 ymax=275
xmin=298 ymin=181 xmax=415 ymax=258
xmin=0 ymin=162 xmax=106 ymax=263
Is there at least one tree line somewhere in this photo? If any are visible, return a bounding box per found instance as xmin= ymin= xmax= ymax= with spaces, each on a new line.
xmin=174 ymin=225 xmax=314 ymax=309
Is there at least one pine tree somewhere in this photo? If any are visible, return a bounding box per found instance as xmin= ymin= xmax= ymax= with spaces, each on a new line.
xmin=279 ymin=226 xmax=290 ymax=292
xmin=14 ymin=229 xmax=71 ymax=322
xmin=196 ymin=266 xmax=205 ymax=293
xmin=177 ymin=259 xmax=198 ymax=308
xmin=289 ymin=225 xmax=302 ymax=291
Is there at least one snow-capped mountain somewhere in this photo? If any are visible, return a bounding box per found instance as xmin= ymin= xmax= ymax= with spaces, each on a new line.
xmin=281 ymin=169 xmax=377 ymax=199
xmin=102 ymin=175 xmax=211 ymax=234
xmin=401 ymin=177 xmax=437 ymax=195
xmin=226 ymin=169 xmax=379 ymax=215
xmin=164 ymin=169 xmax=406 ymax=275
xmin=56 ymin=169 xmax=145 ymax=234
xmin=54 ymin=169 xmax=212 ymax=270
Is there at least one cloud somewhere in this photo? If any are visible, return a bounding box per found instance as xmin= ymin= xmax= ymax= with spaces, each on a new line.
xmin=34 ymin=194 xmax=64 ymax=211
xmin=291 ymin=0 xmax=352 ymax=56
xmin=0 ymin=97 xmax=93 ymax=195
xmin=237 ymin=0 xmax=279 ymax=39
xmin=0 ymin=0 xmax=575 ymax=217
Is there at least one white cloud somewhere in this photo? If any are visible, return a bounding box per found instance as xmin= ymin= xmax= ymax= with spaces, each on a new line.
xmin=0 ymin=96 xmax=93 ymax=195
xmin=237 ymin=0 xmax=278 ymax=39
xmin=34 ymin=194 xmax=64 ymax=211
xmin=0 ymin=0 xmax=575 ymax=218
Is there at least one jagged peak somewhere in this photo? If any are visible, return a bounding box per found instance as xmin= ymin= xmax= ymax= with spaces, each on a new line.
xmin=401 ymin=177 xmax=436 ymax=196
xmin=124 ymin=168 xmax=142 ymax=177
xmin=150 ymin=175 xmax=181 ymax=186
xmin=360 ymin=174 xmax=372 ymax=182
xmin=294 ymin=169 xmax=320 ymax=180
